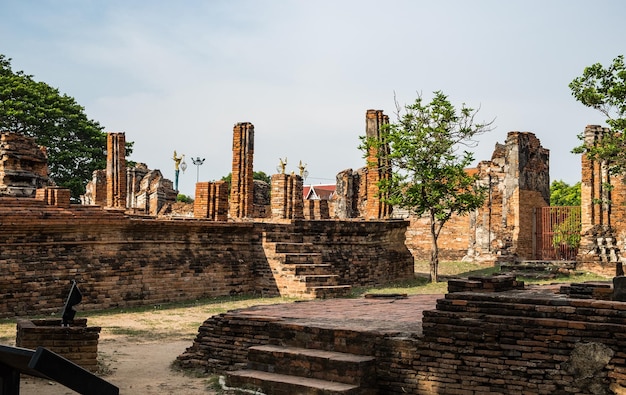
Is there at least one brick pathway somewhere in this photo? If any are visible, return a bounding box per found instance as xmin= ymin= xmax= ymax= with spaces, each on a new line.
xmin=231 ymin=294 xmax=443 ymax=335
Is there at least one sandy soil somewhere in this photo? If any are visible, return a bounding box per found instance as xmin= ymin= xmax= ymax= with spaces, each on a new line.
xmin=12 ymin=298 xmax=290 ymax=395
xmin=21 ymin=340 xmax=217 ymax=395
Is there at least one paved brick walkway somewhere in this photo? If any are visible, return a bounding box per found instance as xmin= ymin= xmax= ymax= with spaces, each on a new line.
xmin=231 ymin=294 xmax=443 ymax=336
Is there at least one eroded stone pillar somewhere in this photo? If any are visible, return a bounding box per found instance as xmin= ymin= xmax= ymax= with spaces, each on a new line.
xmin=364 ymin=110 xmax=392 ymax=219
xmin=229 ymin=123 xmax=254 ymax=219
xmin=106 ymin=132 xmax=126 ymax=208
xmin=271 ymin=173 xmax=304 ymax=220
xmin=195 ymin=181 xmax=229 ymax=221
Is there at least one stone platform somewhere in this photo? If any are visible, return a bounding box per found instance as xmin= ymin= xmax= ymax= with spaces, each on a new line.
xmin=179 ymin=279 xmax=626 ymax=394
xmin=229 ymin=293 xmax=441 ymax=335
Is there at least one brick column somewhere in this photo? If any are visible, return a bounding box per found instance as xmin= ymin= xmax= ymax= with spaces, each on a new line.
xmin=195 ymin=181 xmax=229 ymax=221
xmin=580 ymin=125 xmax=611 ymax=231
xmin=364 ymin=110 xmax=392 ymax=219
xmin=271 ymin=174 xmax=304 ymax=220
xmin=229 ymin=123 xmax=254 ymax=219
xmin=106 ymin=132 xmax=126 ymax=208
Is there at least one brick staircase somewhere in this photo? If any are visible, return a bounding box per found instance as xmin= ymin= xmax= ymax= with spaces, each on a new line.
xmin=262 ymin=231 xmax=351 ymax=298
xmin=226 ymin=343 xmax=377 ymax=394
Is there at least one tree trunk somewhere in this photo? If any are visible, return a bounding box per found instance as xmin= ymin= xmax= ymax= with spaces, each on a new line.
xmin=429 ymin=211 xmax=439 ymax=283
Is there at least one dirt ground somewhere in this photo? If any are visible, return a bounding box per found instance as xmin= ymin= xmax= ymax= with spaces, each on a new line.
xmin=21 ymin=340 xmax=218 ymax=394
xmin=12 ymin=297 xmax=293 ymax=395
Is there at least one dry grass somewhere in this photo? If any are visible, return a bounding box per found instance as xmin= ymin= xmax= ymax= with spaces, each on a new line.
xmin=0 ymin=263 xmax=611 ymax=345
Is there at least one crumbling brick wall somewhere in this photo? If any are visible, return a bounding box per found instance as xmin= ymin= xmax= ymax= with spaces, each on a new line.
xmin=404 ymin=131 xmax=549 ymax=262
xmin=271 ymin=173 xmax=304 ymax=220
xmin=578 ymin=125 xmax=626 ymax=275
xmin=0 ymin=131 xmax=51 ymax=197
xmin=0 ymin=197 xmax=412 ymax=317
xmin=230 ymin=122 xmax=255 ymax=219
xmin=364 ymin=109 xmax=392 ymax=219
xmin=106 ymin=132 xmax=126 ymax=208
xmin=194 ymin=181 xmax=229 ymax=221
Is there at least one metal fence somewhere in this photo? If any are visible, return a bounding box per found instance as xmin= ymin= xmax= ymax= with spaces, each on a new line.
xmin=535 ymin=206 xmax=581 ymax=260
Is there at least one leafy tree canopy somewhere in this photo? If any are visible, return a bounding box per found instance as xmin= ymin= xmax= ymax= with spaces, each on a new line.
xmin=0 ymin=54 xmax=131 ymax=199
xmin=363 ymin=91 xmax=492 ymax=282
xmin=570 ymin=55 xmax=626 ymax=176
xmin=550 ymin=180 xmax=581 ymax=206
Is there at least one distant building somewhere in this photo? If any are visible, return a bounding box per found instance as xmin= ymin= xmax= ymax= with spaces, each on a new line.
xmin=303 ymin=184 xmax=336 ymax=200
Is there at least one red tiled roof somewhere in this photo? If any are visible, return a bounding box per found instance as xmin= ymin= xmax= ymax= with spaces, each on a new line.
xmin=304 ymin=184 xmax=336 ymax=200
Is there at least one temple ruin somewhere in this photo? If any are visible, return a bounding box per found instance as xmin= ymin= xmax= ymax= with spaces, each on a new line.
xmin=3 ymin=112 xmax=626 ymax=393
xmin=0 ymin=132 xmax=51 ymax=197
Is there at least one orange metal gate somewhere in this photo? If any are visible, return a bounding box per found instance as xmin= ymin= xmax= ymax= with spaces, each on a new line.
xmin=535 ymin=206 xmax=581 ymax=260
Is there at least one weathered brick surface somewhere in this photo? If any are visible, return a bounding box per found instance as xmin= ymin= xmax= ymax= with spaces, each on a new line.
xmin=106 ymin=132 xmax=126 ymax=208
xmin=230 ymin=122 xmax=255 ymax=219
xmin=35 ymin=186 xmax=71 ymax=208
xmin=578 ymin=125 xmax=626 ymax=274
xmin=0 ymin=197 xmax=412 ymax=317
xmin=185 ymin=281 xmax=626 ymax=394
xmin=364 ymin=109 xmax=392 ymax=220
xmin=271 ymin=174 xmax=304 ymax=220
xmin=404 ymin=132 xmax=549 ymax=262
xmin=0 ymin=132 xmax=51 ymax=197
xmin=194 ymin=181 xmax=229 ymax=220
xmin=16 ymin=318 xmax=101 ymax=372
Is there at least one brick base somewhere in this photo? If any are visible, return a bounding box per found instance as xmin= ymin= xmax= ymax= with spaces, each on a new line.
xmin=16 ymin=318 xmax=101 ymax=372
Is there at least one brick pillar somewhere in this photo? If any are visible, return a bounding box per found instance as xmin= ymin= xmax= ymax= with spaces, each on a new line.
xmin=36 ymin=187 xmax=71 ymax=208
xmin=90 ymin=170 xmax=107 ymax=206
xmin=364 ymin=110 xmax=392 ymax=219
xmin=229 ymin=123 xmax=254 ymax=219
xmin=106 ymin=132 xmax=126 ymax=208
xmin=194 ymin=181 xmax=229 ymax=221
xmin=581 ymin=125 xmax=611 ymax=232
xmin=271 ymin=174 xmax=304 ymax=220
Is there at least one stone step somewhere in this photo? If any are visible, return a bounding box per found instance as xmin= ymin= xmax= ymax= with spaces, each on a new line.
xmin=263 ymin=232 xmax=304 ymax=244
xmin=226 ymin=369 xmax=372 ymax=395
xmin=301 ymin=274 xmax=340 ymax=286
xmin=500 ymin=260 xmax=576 ymax=278
xmin=291 ymin=264 xmax=333 ymax=276
xmin=274 ymin=242 xmax=318 ymax=254
xmin=246 ymin=345 xmax=376 ymax=386
xmin=284 ymin=253 xmax=324 ymax=265
xmin=307 ymin=285 xmax=352 ymax=299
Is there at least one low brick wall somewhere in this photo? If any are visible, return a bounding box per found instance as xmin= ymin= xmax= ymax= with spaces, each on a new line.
xmin=380 ymin=281 xmax=626 ymax=394
xmin=0 ymin=198 xmax=413 ymax=317
xmin=16 ymin=318 xmax=101 ymax=372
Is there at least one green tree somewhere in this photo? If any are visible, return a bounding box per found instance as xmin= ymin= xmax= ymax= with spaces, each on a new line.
xmin=221 ymin=171 xmax=271 ymax=186
xmin=176 ymin=193 xmax=194 ymax=203
xmin=570 ymin=55 xmax=626 ymax=176
xmin=550 ymin=180 xmax=581 ymax=206
xmin=0 ymin=55 xmax=130 ymax=200
xmin=363 ymin=91 xmax=492 ymax=282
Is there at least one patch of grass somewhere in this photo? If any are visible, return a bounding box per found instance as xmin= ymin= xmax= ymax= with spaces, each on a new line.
xmin=518 ymin=271 xmax=610 ymax=285
xmin=351 ymin=262 xmax=612 ymax=297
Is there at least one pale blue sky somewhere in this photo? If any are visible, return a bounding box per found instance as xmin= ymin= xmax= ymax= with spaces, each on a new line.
xmin=1 ymin=0 xmax=624 ymax=196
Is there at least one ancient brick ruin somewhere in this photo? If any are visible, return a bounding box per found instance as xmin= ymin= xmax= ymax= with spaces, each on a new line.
xmin=194 ymin=181 xmax=229 ymax=220
xmin=106 ymin=132 xmax=126 ymax=209
xmin=577 ymin=125 xmax=626 ymax=276
xmin=3 ymin=113 xmax=626 ymax=393
xmin=229 ymin=122 xmax=255 ymax=219
xmin=177 ymin=276 xmax=626 ymax=394
xmin=404 ymin=131 xmax=550 ymax=263
xmin=0 ymin=132 xmax=51 ymax=197
xmin=83 ymin=133 xmax=178 ymax=215
xmin=16 ymin=318 xmax=100 ymax=372
xmin=364 ymin=109 xmax=392 ymax=220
